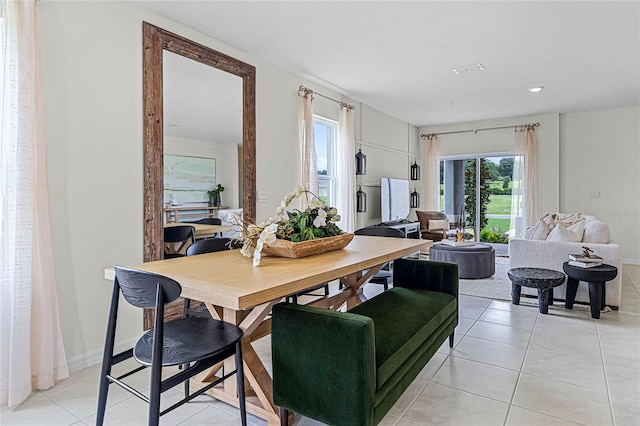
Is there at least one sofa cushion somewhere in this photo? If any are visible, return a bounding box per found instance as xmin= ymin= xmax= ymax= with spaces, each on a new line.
xmin=428 ymin=219 xmax=449 ymax=230
xmin=348 ymin=287 xmax=456 ymax=390
xmin=526 ymin=219 xmax=551 ymax=240
xmin=546 ymin=222 xmax=582 ymax=242
xmin=583 ymin=217 xmax=610 ymax=244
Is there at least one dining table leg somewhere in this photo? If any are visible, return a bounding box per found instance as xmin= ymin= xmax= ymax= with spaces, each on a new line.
xmin=193 ymin=263 xmax=388 ymax=425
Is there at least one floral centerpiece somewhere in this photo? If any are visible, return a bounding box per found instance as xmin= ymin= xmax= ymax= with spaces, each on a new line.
xmin=239 ymin=186 xmax=347 ymax=266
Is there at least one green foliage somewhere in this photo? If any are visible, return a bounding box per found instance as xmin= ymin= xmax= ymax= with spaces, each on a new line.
xmin=485 ymin=161 xmax=499 ymax=181
xmin=480 ymin=228 xmax=509 ymax=244
xmin=498 ymin=157 xmax=514 ymax=178
xmin=503 ymin=176 xmax=511 ymax=189
xmin=282 ymin=206 xmax=341 ymax=242
xmin=489 ymin=188 xmax=512 ymax=195
xmin=464 ymin=159 xmax=491 ymax=230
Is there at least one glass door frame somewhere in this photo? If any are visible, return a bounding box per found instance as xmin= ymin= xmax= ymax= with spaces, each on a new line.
xmin=440 ymin=151 xmax=515 ymax=242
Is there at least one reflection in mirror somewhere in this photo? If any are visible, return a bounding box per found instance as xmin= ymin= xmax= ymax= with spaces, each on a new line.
xmin=143 ymin=22 xmax=256 ymax=266
xmin=163 ymin=51 xmax=243 ymax=209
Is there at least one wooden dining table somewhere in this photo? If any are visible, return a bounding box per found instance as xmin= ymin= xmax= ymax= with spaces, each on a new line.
xmin=104 ymin=235 xmax=431 ymax=425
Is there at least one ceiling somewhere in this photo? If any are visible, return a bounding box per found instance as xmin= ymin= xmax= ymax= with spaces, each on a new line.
xmin=140 ymin=0 xmax=640 ymax=136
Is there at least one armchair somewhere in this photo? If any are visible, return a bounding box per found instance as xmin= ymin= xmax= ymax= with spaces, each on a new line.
xmin=416 ymin=211 xmax=449 ymax=241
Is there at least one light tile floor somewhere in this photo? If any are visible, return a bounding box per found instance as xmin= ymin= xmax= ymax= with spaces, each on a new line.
xmin=2 ymin=265 xmax=639 ymax=426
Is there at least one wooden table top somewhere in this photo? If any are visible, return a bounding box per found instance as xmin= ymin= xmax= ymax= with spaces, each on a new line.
xmin=105 ymin=236 xmax=430 ymax=311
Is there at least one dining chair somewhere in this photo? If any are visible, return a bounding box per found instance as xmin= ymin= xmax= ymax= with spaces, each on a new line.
xmin=354 ymin=226 xmax=406 ymax=290
xmin=97 ymin=266 xmax=247 ymax=426
xmin=183 ymin=238 xmax=234 ymax=323
xmin=163 ymin=225 xmax=195 ymax=258
xmin=186 ymin=237 xmax=233 ymax=256
xmin=195 ymin=217 xmax=222 ymax=225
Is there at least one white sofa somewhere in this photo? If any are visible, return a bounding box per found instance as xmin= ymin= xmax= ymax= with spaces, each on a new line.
xmin=509 ymin=213 xmax=622 ymax=308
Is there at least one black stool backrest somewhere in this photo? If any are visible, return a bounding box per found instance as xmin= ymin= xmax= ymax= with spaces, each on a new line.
xmin=114 ymin=266 xmax=182 ymax=309
xmin=164 ymin=225 xmax=195 ymax=243
xmin=186 ymin=238 xmax=233 ymax=256
xmin=195 ymin=218 xmax=222 ymax=225
xmin=354 ymin=226 xmax=405 ymax=238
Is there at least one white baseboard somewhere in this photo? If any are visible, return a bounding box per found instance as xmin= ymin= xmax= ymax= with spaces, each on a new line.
xmin=622 ymin=258 xmax=640 ymax=266
xmin=66 ymin=337 xmax=138 ymax=373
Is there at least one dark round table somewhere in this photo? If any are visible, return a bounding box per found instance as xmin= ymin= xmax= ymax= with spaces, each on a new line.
xmin=562 ymin=262 xmax=618 ymax=319
xmin=507 ymin=267 xmax=566 ymax=314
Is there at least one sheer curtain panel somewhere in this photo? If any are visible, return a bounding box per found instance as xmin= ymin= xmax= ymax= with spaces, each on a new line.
xmin=336 ymin=104 xmax=355 ymax=232
xmin=510 ymin=126 xmax=538 ymax=236
xmin=300 ymin=90 xmax=317 ymax=209
xmin=422 ymin=135 xmax=440 ymax=211
xmin=0 ymin=0 xmax=69 ymax=407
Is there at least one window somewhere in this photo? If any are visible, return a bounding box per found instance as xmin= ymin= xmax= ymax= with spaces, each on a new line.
xmin=313 ymin=116 xmax=337 ymax=205
xmin=439 ymin=153 xmax=516 ymax=244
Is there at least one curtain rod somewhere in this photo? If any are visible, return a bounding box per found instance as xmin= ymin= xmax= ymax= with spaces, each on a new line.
xmin=420 ymin=122 xmax=539 ymax=138
xmin=298 ymin=85 xmax=355 ymax=110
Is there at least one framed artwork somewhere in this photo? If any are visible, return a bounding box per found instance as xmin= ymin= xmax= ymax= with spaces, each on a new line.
xmin=163 ymin=154 xmax=216 ymax=203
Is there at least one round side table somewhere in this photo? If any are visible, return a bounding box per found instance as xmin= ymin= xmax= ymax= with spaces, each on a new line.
xmin=562 ymin=262 xmax=618 ymax=319
xmin=507 ymin=267 xmax=566 ymax=314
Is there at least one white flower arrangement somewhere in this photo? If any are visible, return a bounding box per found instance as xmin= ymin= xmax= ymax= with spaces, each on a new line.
xmin=239 ymin=186 xmax=342 ymax=266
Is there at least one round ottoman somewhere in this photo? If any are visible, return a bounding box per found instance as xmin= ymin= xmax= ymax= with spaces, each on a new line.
xmin=429 ymin=243 xmax=495 ymax=279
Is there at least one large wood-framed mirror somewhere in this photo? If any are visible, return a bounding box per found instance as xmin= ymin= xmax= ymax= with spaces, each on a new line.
xmin=143 ymin=22 xmax=256 ymax=263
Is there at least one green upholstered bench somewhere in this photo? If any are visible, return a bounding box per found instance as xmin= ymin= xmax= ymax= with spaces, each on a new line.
xmin=272 ymin=259 xmax=458 ymax=426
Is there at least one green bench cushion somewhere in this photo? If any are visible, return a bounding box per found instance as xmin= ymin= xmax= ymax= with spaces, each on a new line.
xmin=349 ymin=287 xmax=456 ymax=390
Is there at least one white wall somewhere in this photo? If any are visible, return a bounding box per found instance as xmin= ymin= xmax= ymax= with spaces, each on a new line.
xmin=420 ymin=108 xmax=640 ymax=263
xmin=164 ymin=136 xmax=240 ymax=209
xmin=39 ymin=1 xmax=419 ymax=368
xmin=559 ymin=107 xmax=640 ymax=263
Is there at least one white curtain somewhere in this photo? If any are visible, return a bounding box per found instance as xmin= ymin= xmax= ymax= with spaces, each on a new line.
xmin=422 ymin=134 xmax=440 ymax=211
xmin=510 ymin=125 xmax=538 ymax=236
xmin=300 ymin=90 xmax=317 ymax=209
xmin=0 ymin=0 xmax=69 ymax=407
xmin=335 ymin=104 xmax=355 ymax=232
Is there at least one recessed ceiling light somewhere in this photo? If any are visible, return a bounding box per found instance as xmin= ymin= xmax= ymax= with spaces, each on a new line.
xmin=451 ymin=63 xmax=484 ymax=75
xmin=528 ymin=86 xmax=544 ymax=93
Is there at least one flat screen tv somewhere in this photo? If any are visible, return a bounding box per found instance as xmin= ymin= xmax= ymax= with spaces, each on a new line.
xmin=380 ymin=178 xmax=410 ymax=224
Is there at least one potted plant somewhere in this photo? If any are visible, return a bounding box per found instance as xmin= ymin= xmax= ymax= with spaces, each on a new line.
xmin=239 ymin=186 xmax=349 ymax=266
xmin=207 ymin=183 xmax=224 ymax=207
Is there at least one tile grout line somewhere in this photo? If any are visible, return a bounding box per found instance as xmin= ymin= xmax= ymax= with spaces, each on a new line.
xmin=35 ymin=389 xmax=85 ymax=426
xmin=501 ymin=306 xmax=539 ymax=425
xmin=596 ymin=320 xmax=617 ymax=426
xmin=391 ymin=300 xmax=490 ymax=425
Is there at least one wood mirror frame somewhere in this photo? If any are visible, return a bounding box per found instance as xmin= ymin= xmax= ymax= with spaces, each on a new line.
xmin=143 ymin=22 xmax=256 ymax=263
xmin=143 ymin=23 xmax=255 ymax=328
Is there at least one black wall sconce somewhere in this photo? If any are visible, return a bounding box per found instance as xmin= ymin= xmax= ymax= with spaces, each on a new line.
xmin=410 ymin=188 xmax=420 ymax=208
xmin=410 ymin=160 xmax=420 ymax=181
xmin=356 ymin=185 xmax=367 ymax=212
xmin=355 ymin=149 xmax=367 ymax=175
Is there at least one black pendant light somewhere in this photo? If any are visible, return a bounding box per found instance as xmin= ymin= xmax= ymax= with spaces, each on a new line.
xmin=356 ymin=185 xmax=367 ymax=212
xmin=355 ymin=149 xmax=367 ymax=175
xmin=410 ymin=160 xmax=420 ymax=180
xmin=410 ymin=188 xmax=420 ymax=208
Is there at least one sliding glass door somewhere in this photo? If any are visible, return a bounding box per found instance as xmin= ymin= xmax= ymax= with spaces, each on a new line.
xmin=440 ymin=154 xmax=516 ymax=245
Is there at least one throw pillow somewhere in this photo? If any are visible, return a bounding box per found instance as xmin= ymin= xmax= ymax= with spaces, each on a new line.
xmin=527 ymin=219 xmax=551 ymax=240
xmin=554 ymin=212 xmax=584 ymax=227
xmin=583 ymin=219 xmax=610 ymax=244
xmin=567 ymin=219 xmax=586 ymax=242
xmin=428 ymin=219 xmax=449 ymax=230
xmin=546 ymin=223 xmax=582 ymax=242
